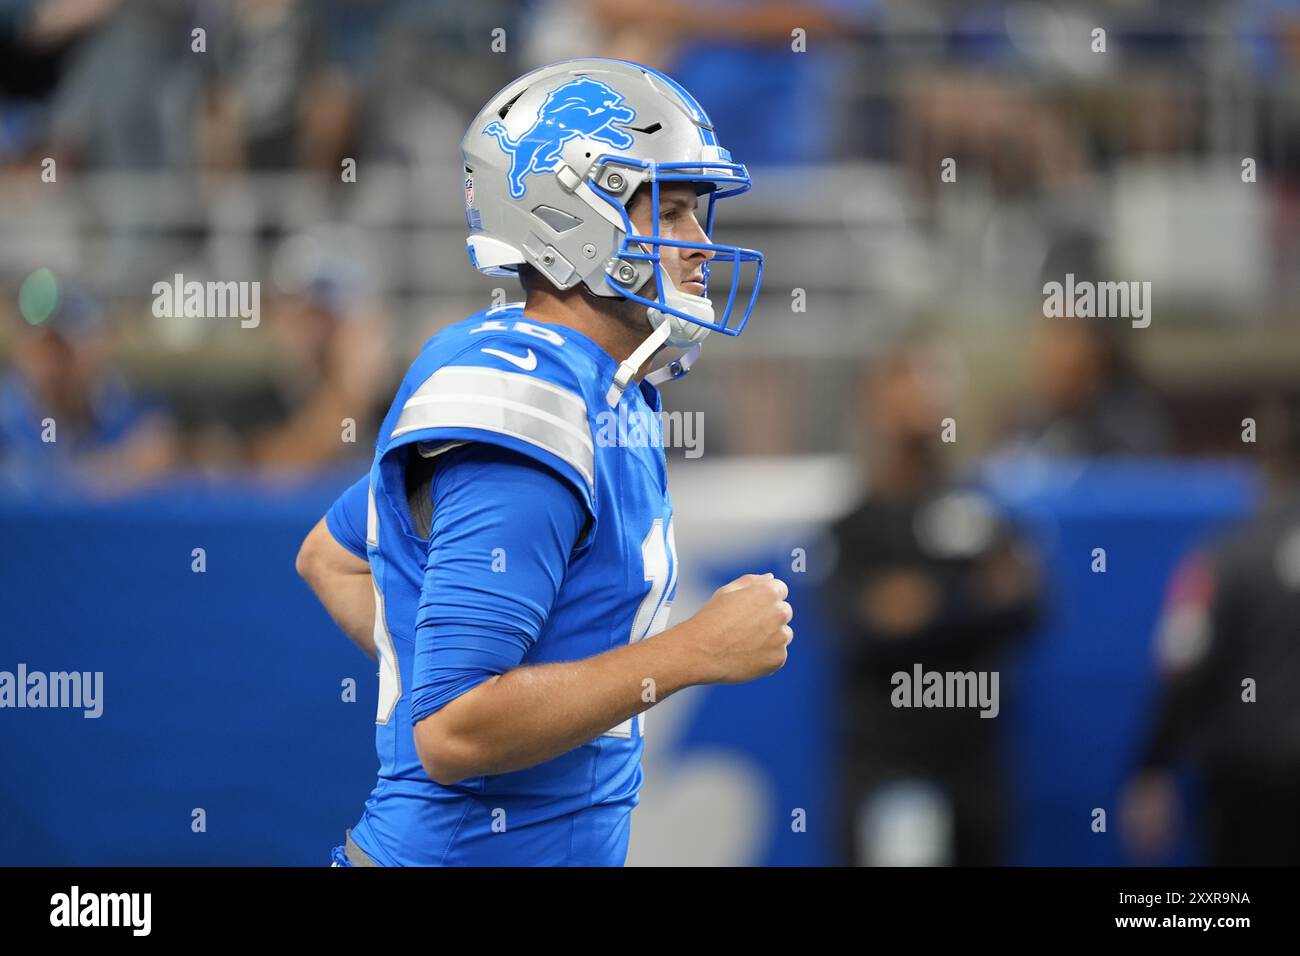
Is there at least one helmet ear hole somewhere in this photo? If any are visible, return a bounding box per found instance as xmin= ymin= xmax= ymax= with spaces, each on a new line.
xmin=531 ymin=205 xmax=583 ymax=235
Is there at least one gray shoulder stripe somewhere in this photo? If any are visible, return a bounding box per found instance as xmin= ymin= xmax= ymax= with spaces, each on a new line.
xmin=394 ymin=402 xmax=595 ymax=492
xmin=416 ymin=366 xmax=587 ymax=416
xmin=392 ymin=366 xmax=594 ymax=494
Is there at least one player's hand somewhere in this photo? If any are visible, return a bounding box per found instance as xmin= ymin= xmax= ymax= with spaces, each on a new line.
xmin=686 ymin=573 xmax=793 ymax=684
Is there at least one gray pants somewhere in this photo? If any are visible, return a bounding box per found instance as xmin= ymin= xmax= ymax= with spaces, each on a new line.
xmin=344 ymin=829 xmax=378 ymax=867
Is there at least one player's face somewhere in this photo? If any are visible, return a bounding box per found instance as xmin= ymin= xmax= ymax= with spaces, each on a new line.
xmin=628 ymin=183 xmax=714 ymax=298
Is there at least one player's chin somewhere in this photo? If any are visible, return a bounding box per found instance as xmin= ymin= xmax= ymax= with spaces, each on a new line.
xmin=682 ymin=281 xmax=706 ymax=296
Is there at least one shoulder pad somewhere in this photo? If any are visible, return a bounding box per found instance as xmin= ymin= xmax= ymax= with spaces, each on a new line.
xmin=386 ymin=313 xmax=598 ymax=511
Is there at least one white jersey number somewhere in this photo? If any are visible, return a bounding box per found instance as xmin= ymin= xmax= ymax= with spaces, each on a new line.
xmin=368 ymin=484 xmax=401 ymax=725
xmin=605 ymin=517 xmax=678 ymax=738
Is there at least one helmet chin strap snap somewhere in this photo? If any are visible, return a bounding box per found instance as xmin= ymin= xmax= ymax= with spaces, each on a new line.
xmin=645 ymin=342 xmax=702 ymax=386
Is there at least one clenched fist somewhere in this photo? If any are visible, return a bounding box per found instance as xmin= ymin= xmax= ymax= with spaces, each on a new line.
xmin=683 ymin=573 xmax=794 ymax=684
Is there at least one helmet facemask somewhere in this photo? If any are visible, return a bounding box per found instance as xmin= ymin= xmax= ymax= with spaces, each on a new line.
xmin=587 ymin=155 xmax=764 ymax=349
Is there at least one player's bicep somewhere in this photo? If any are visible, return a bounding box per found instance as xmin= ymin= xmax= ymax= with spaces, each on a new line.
xmin=297 ymin=514 xmax=370 ymax=581
xmin=408 ymin=442 xmax=587 ymax=724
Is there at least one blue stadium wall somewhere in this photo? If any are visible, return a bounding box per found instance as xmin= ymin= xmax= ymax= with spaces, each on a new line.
xmin=0 ymin=461 xmax=1256 ymax=865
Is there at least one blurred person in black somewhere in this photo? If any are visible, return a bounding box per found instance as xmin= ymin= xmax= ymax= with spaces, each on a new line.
xmin=1122 ymin=394 xmax=1300 ymax=866
xmin=823 ymin=337 xmax=1040 ymax=866
xmin=0 ymin=0 xmax=99 ymax=169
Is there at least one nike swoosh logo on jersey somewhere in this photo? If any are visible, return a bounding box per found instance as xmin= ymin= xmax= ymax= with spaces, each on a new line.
xmin=480 ymin=347 xmax=538 ymax=371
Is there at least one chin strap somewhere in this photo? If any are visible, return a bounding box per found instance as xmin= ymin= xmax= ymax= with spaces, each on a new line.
xmin=604 ymin=332 xmax=704 ymax=407
xmin=605 ymin=320 xmax=672 ymax=407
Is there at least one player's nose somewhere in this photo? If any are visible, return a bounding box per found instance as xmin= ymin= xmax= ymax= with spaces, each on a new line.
xmin=686 ymin=213 xmax=713 ymax=256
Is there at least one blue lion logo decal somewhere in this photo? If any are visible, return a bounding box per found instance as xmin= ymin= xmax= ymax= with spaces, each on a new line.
xmin=483 ymin=76 xmax=637 ymax=200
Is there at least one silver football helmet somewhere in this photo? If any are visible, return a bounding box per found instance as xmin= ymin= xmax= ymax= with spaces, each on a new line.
xmin=460 ymin=57 xmax=764 ymax=401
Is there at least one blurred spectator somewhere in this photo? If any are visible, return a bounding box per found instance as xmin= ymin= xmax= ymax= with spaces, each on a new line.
xmin=205 ymin=225 xmax=392 ymax=474
xmin=1123 ymin=394 xmax=1300 ymax=866
xmin=524 ymin=0 xmax=874 ymax=165
xmin=201 ymin=0 xmax=386 ymax=173
xmin=901 ymin=70 xmax=1089 ymax=210
xmin=823 ymin=337 xmax=1040 ymax=865
xmin=0 ymin=274 xmax=178 ymax=493
xmin=996 ymin=319 xmax=1172 ymax=457
xmin=0 ymin=0 xmax=100 ymax=168
xmin=16 ymin=0 xmax=202 ymax=171
xmin=1 ymin=2 xmax=208 ymax=285
xmin=358 ymin=0 xmax=521 ymax=166
xmin=996 ymin=237 xmax=1173 ymax=457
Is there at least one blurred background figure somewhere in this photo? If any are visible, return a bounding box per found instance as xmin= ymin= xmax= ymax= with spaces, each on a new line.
xmin=521 ymin=0 xmax=874 ymax=166
xmin=996 ymin=317 xmax=1172 ymax=457
xmin=183 ymin=225 xmax=394 ymax=476
xmin=248 ymin=225 xmax=391 ymax=473
xmin=995 ymin=236 xmax=1173 ymax=457
xmin=0 ymin=271 xmax=178 ymax=494
xmin=1123 ymin=394 xmax=1300 ymax=866
xmin=822 ymin=337 xmax=1041 ymax=866
xmin=1 ymin=0 xmax=198 ymax=173
xmin=201 ymin=0 xmax=372 ymax=174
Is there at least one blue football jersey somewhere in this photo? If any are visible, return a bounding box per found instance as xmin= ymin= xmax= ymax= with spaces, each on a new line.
xmin=347 ymin=303 xmax=679 ymax=866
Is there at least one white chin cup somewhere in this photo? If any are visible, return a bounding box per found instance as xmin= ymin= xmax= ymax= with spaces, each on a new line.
xmin=646 ymin=287 xmax=713 ymax=349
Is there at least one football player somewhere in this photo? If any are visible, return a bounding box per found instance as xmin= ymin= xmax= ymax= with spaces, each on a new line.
xmin=297 ymin=57 xmax=792 ymax=866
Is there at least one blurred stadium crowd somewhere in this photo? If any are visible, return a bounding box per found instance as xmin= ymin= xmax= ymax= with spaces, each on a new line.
xmin=3 ymin=0 xmax=1300 ymax=866
xmin=7 ymin=0 xmax=1300 ymax=487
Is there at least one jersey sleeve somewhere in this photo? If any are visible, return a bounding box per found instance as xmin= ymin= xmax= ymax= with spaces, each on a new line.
xmin=407 ymin=441 xmax=588 ymax=724
xmin=324 ymin=473 xmax=370 ymax=560
xmin=383 ymin=333 xmax=598 ymax=526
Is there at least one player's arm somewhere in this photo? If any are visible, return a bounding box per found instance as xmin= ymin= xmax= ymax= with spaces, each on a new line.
xmin=417 ymin=601 xmax=781 ymax=785
xmin=409 ymin=443 xmax=791 ymax=786
xmin=296 ymin=474 xmax=377 ymax=661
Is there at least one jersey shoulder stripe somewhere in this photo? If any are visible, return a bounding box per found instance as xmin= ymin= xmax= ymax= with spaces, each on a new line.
xmin=378 ymin=307 xmax=604 ymax=518
xmin=393 ymin=364 xmax=594 ymax=492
